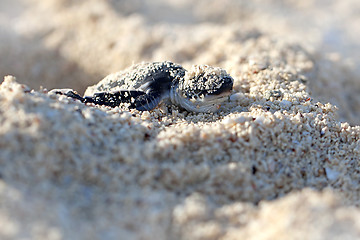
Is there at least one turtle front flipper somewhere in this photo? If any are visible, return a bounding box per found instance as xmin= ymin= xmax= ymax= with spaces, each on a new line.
xmin=134 ymin=91 xmax=162 ymax=111
xmin=49 ymin=89 xmax=86 ymax=102
xmin=84 ymin=90 xmax=146 ymax=108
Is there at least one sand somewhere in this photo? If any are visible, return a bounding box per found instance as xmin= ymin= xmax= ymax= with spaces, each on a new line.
xmin=1 ymin=0 xmax=360 ymax=239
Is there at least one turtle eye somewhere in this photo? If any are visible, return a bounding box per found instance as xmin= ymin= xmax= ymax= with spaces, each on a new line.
xmin=208 ymin=76 xmax=233 ymax=96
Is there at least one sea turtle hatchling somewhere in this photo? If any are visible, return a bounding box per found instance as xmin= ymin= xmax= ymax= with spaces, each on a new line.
xmin=51 ymin=61 xmax=234 ymax=112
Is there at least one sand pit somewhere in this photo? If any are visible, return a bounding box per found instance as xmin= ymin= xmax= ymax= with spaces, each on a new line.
xmin=1 ymin=0 xmax=360 ymax=239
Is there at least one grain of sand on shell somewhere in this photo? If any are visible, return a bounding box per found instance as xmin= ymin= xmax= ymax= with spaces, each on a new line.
xmin=1 ymin=38 xmax=360 ymax=239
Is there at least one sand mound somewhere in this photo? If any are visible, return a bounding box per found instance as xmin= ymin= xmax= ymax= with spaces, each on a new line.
xmin=1 ymin=40 xmax=360 ymax=238
xmin=1 ymin=0 xmax=360 ymax=239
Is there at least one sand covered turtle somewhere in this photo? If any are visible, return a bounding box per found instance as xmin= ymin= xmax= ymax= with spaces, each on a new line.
xmin=51 ymin=61 xmax=233 ymax=112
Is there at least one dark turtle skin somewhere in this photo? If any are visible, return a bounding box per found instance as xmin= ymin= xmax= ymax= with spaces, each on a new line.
xmin=51 ymin=61 xmax=234 ymax=112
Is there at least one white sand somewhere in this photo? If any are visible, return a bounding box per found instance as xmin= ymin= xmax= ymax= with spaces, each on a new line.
xmin=1 ymin=0 xmax=360 ymax=239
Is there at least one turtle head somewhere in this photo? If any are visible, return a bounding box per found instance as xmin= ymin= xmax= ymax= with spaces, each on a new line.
xmin=171 ymin=65 xmax=233 ymax=112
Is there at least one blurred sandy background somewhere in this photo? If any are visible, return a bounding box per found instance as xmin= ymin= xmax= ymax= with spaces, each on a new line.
xmin=1 ymin=0 xmax=360 ymax=108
